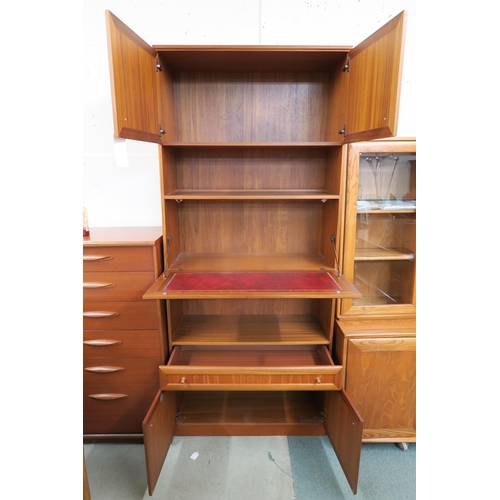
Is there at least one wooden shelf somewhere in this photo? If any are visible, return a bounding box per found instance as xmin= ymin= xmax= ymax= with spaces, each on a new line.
xmin=163 ymin=142 xmax=343 ymax=148
xmin=169 ymin=253 xmax=336 ymax=272
xmin=354 ymin=247 xmax=414 ymax=261
xmin=171 ymin=315 xmax=330 ymax=346
xmin=164 ymin=189 xmax=340 ymax=200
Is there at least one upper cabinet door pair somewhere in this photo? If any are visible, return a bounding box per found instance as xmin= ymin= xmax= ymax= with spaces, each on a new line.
xmin=105 ymin=10 xmax=406 ymax=145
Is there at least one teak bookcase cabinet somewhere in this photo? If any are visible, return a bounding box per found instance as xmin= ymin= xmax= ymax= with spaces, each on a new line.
xmin=105 ymin=9 xmax=407 ymax=495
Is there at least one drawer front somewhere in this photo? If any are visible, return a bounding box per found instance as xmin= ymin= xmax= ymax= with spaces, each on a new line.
xmin=83 ymin=272 xmax=155 ymax=301
xmin=83 ymin=383 xmax=158 ymax=434
xmin=159 ymin=346 xmax=342 ymax=391
xmin=161 ymin=370 xmax=338 ymax=390
xmin=83 ymin=246 xmax=154 ymax=272
xmin=83 ymin=330 xmax=162 ymax=358
xmin=84 ymin=357 xmax=159 ymax=385
xmin=83 ymin=301 xmax=160 ymax=330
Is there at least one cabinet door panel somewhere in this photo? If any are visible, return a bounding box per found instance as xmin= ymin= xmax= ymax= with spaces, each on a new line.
xmin=106 ymin=10 xmax=161 ymax=143
xmin=324 ymin=389 xmax=363 ymax=494
xmin=345 ymin=11 xmax=406 ymax=143
xmin=346 ymin=337 xmax=416 ymax=436
xmin=143 ymin=391 xmax=182 ymax=495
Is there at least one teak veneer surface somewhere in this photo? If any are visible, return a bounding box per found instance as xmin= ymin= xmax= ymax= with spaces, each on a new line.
xmin=167 ymin=345 xmax=334 ymax=367
xmin=171 ymin=314 xmax=329 ymax=346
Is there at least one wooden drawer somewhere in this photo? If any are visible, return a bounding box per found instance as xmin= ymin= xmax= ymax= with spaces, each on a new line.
xmin=83 ymin=301 xmax=160 ymax=330
xmin=158 ymin=345 xmax=342 ymax=391
xmin=83 ymin=330 xmax=162 ymax=358
xmin=83 ymin=271 xmax=156 ymax=301
xmin=84 ymin=383 xmax=159 ymax=434
xmin=84 ymin=357 xmax=160 ymax=385
xmin=83 ymin=246 xmax=155 ymax=272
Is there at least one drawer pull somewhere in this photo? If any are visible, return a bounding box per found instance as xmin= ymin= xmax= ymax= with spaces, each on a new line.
xmin=83 ymin=255 xmax=113 ymax=262
xmin=85 ymin=366 xmax=125 ymax=373
xmin=83 ymin=282 xmax=116 ymax=289
xmin=315 ymin=377 xmax=322 ymax=384
xmin=83 ymin=339 xmax=122 ymax=347
xmin=180 ymin=377 xmax=186 ymax=384
xmin=88 ymin=393 xmax=128 ymax=400
xmin=83 ymin=311 xmax=119 ymax=318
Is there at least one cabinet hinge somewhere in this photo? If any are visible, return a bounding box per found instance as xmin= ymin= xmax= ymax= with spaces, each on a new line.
xmin=156 ymin=57 xmax=163 ymax=72
xmin=342 ymin=58 xmax=350 ymax=73
xmin=159 ymin=124 xmax=165 ymax=136
xmin=338 ymin=125 xmax=346 ymax=137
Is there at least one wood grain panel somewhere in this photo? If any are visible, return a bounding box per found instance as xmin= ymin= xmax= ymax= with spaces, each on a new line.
xmin=173 ymin=72 xmax=329 ymax=143
xmin=83 ymin=330 xmax=162 ymax=358
xmin=176 ymin=200 xmax=322 ymax=254
xmin=83 ymin=272 xmax=156 ymax=301
xmin=345 ymin=11 xmax=406 ymax=142
xmin=143 ymin=391 xmax=182 ymax=495
xmin=170 ymin=314 xmax=329 ymax=345
xmin=83 ymin=247 xmax=155 ymax=272
xmin=346 ymin=338 xmax=416 ymax=435
xmin=105 ymin=10 xmax=160 ymax=142
xmin=83 ymin=383 xmax=159 ymax=434
xmin=324 ymin=390 xmax=363 ymax=494
xmin=83 ymin=301 xmax=160 ymax=330
xmin=171 ymin=147 xmax=329 ymax=192
xmin=175 ymin=391 xmax=327 ymax=436
xmin=83 ymin=357 xmax=160 ymax=385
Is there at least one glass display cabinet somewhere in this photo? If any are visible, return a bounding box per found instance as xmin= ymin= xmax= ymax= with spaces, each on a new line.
xmin=339 ymin=139 xmax=416 ymax=319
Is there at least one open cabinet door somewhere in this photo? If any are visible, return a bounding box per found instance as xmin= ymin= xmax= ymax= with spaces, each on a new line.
xmin=143 ymin=391 xmax=180 ymax=495
xmin=105 ymin=10 xmax=162 ymax=143
xmin=344 ymin=11 xmax=407 ymax=143
xmin=324 ymin=389 xmax=363 ymax=494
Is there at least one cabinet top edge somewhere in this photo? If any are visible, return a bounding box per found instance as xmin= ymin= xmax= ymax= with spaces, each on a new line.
xmin=153 ymin=45 xmax=353 ymax=52
xmin=83 ymin=227 xmax=162 ymax=246
xmin=153 ymin=47 xmax=350 ymax=72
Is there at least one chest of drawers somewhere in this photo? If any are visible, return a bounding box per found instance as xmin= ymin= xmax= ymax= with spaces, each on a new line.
xmin=83 ymin=227 xmax=166 ymax=439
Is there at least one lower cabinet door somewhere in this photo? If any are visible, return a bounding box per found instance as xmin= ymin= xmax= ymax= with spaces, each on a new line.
xmin=142 ymin=391 xmax=182 ymax=496
xmin=142 ymin=388 xmax=363 ymax=496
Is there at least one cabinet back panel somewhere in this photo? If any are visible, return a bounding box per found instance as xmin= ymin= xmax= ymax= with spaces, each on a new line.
xmin=354 ymin=261 xmax=414 ymax=305
xmin=356 ymin=214 xmax=415 ymax=252
xmin=173 ymin=148 xmax=328 ymax=191
xmin=172 ymin=72 xmax=330 ymax=142
xmin=175 ymin=200 xmax=323 ymax=253
xmin=181 ymin=298 xmax=320 ymax=315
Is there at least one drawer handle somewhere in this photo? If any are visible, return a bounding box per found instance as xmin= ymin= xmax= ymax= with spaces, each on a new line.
xmin=83 ymin=311 xmax=119 ymax=318
xmin=83 ymin=339 xmax=122 ymax=347
xmin=85 ymin=366 xmax=125 ymax=373
xmin=83 ymin=282 xmax=116 ymax=289
xmin=83 ymin=255 xmax=113 ymax=262
xmin=88 ymin=393 xmax=128 ymax=400
xmin=180 ymin=377 xmax=186 ymax=384
xmin=315 ymin=377 xmax=322 ymax=384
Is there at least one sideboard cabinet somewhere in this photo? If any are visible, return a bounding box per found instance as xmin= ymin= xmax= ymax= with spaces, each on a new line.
xmin=105 ymin=9 xmax=407 ymax=495
xmin=334 ymin=318 xmax=416 ymax=443
xmin=83 ymin=227 xmax=167 ymax=439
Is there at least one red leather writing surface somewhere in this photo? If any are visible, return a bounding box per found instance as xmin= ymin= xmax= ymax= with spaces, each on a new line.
xmin=164 ymin=272 xmax=340 ymax=292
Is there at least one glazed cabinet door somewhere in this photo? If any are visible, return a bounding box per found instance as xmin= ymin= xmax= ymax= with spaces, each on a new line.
xmin=344 ymin=11 xmax=407 ymax=143
xmin=105 ymin=10 xmax=162 ymax=143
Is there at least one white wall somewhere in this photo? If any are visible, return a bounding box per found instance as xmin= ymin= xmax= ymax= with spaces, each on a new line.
xmin=83 ymin=0 xmax=416 ymax=227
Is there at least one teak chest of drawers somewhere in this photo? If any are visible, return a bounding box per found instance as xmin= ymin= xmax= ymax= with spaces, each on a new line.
xmin=83 ymin=227 xmax=166 ymax=439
